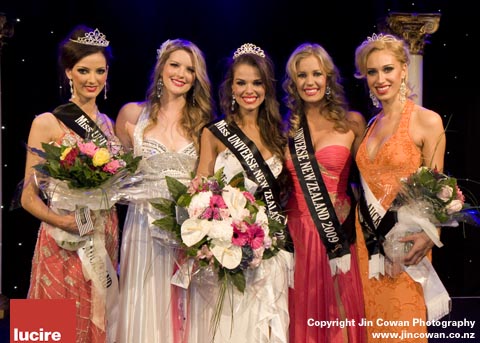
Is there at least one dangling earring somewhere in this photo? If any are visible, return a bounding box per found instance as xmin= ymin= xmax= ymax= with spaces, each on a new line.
xmin=369 ymin=89 xmax=380 ymax=108
xmin=156 ymin=79 xmax=164 ymax=98
xmin=231 ymin=94 xmax=236 ymax=112
xmin=104 ymin=81 xmax=108 ymax=100
xmin=69 ymin=79 xmax=75 ymax=100
xmin=399 ymin=78 xmax=407 ymax=103
xmin=325 ymin=86 xmax=332 ymax=101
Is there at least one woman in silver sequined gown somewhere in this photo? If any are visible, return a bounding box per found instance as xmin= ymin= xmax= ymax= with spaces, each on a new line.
xmin=114 ymin=39 xmax=213 ymax=343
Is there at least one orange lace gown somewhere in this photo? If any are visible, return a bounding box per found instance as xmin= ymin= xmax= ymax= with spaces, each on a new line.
xmin=286 ymin=145 xmax=366 ymax=343
xmin=355 ymin=100 xmax=428 ymax=343
xmin=28 ymin=130 xmax=119 ymax=343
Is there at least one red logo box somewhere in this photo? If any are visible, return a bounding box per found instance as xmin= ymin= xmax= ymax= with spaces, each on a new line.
xmin=10 ymin=299 xmax=75 ymax=342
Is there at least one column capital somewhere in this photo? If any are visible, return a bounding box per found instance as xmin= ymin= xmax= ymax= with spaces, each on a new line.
xmin=382 ymin=12 xmax=441 ymax=55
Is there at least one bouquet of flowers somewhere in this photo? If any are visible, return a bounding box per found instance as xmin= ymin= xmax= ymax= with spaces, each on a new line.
xmin=151 ymin=167 xmax=288 ymax=293
xmin=395 ymin=166 xmax=468 ymax=225
xmin=30 ymin=137 xmax=141 ymax=248
xmin=384 ymin=166 xmax=479 ymax=270
xmin=33 ymin=139 xmax=141 ymax=190
xmin=381 ymin=166 xmax=480 ymax=321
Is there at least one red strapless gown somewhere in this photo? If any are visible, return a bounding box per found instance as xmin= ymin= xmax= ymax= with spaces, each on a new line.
xmin=286 ymin=145 xmax=366 ymax=343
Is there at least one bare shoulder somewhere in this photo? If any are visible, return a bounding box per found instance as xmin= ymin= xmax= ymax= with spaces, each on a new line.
xmin=346 ymin=110 xmax=366 ymax=125
xmin=117 ymin=101 xmax=145 ymax=123
xmin=346 ymin=110 xmax=367 ymax=135
xmin=413 ymin=105 xmax=443 ymax=126
xmin=28 ymin=111 xmax=65 ymax=144
xmin=31 ymin=112 xmax=62 ymax=132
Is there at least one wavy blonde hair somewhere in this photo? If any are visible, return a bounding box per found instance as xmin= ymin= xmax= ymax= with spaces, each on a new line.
xmin=282 ymin=43 xmax=349 ymax=136
xmin=144 ymin=39 xmax=214 ymax=152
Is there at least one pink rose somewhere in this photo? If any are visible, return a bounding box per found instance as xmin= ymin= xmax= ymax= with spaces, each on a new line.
xmin=437 ymin=185 xmax=453 ymax=202
xmin=446 ymin=199 xmax=463 ymax=214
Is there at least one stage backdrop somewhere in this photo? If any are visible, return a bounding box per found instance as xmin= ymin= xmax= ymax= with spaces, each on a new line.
xmin=1 ymin=0 xmax=479 ymax=299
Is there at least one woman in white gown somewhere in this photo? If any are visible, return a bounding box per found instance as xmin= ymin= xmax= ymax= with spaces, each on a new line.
xmin=114 ymin=39 xmax=213 ymax=343
xmin=189 ymin=43 xmax=294 ymax=343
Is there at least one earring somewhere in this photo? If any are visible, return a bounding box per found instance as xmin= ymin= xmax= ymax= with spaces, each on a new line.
xmin=325 ymin=86 xmax=332 ymax=101
xmin=369 ymin=89 xmax=380 ymax=108
xmin=104 ymin=81 xmax=108 ymax=100
xmin=69 ymin=79 xmax=75 ymax=100
xmin=156 ymin=79 xmax=164 ymax=98
xmin=399 ymin=78 xmax=407 ymax=103
xmin=231 ymin=94 xmax=236 ymax=112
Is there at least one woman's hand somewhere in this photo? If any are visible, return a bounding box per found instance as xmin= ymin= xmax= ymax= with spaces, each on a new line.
xmin=59 ymin=212 xmax=81 ymax=235
xmin=400 ymin=231 xmax=434 ymax=265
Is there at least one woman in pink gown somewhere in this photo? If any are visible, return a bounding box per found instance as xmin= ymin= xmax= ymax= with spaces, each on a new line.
xmin=283 ymin=43 xmax=367 ymax=343
xmin=21 ymin=25 xmax=119 ymax=342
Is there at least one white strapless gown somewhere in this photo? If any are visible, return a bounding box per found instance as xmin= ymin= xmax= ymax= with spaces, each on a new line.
xmin=187 ymin=149 xmax=294 ymax=343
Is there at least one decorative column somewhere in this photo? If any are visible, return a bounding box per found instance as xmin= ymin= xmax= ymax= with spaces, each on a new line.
xmin=382 ymin=12 xmax=441 ymax=105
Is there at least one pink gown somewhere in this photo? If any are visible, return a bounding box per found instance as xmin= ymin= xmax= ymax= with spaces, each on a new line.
xmin=285 ymin=145 xmax=366 ymax=343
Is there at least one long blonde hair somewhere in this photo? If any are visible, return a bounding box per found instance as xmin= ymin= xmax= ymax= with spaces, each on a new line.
xmin=145 ymin=39 xmax=214 ymax=152
xmin=283 ymin=43 xmax=350 ymax=136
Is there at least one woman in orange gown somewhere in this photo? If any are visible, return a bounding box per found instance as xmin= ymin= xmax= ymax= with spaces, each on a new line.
xmin=353 ymin=33 xmax=446 ymax=343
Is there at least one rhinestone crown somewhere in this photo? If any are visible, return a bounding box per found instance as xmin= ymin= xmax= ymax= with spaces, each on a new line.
xmin=233 ymin=43 xmax=265 ymax=59
xmin=362 ymin=33 xmax=398 ymax=46
xmin=70 ymin=28 xmax=109 ymax=47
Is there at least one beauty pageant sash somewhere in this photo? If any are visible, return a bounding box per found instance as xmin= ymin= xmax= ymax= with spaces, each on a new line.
xmin=50 ymin=102 xmax=118 ymax=339
xmin=209 ymin=119 xmax=286 ymax=226
xmin=52 ymin=102 xmax=108 ymax=145
xmin=288 ymin=120 xmax=351 ymax=275
xmin=359 ymin=175 xmax=451 ymax=320
xmin=358 ymin=175 xmax=397 ymax=278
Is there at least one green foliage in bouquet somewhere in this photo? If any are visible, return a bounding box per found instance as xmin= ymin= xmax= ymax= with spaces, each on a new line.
xmin=33 ymin=141 xmax=141 ymax=189
xmin=151 ymin=167 xmax=288 ymax=293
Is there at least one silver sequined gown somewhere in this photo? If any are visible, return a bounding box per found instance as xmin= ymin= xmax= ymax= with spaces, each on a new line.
xmin=116 ymin=107 xmax=197 ymax=343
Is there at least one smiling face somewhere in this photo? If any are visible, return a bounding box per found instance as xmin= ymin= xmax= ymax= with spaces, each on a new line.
xmin=294 ymin=55 xmax=327 ymax=105
xmin=231 ymin=63 xmax=265 ymax=113
xmin=65 ymin=52 xmax=108 ymax=101
xmin=366 ymin=49 xmax=407 ymax=103
xmin=161 ymin=49 xmax=196 ymax=97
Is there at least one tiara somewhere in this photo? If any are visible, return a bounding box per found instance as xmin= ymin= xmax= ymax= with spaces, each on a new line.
xmin=233 ymin=43 xmax=265 ymax=59
xmin=156 ymin=39 xmax=172 ymax=60
xmin=70 ymin=28 xmax=109 ymax=47
xmin=362 ymin=33 xmax=398 ymax=46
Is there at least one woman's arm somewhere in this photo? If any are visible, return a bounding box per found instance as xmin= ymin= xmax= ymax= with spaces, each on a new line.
xmin=195 ymin=127 xmax=220 ymax=177
xmin=402 ymin=105 xmax=446 ymax=265
xmin=20 ymin=113 xmax=78 ymax=233
xmin=346 ymin=110 xmax=367 ymax=158
xmin=115 ymin=102 xmax=142 ymax=152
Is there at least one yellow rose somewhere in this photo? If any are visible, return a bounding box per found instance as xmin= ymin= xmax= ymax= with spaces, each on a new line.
xmin=92 ymin=148 xmax=111 ymax=167
xmin=60 ymin=146 xmax=72 ymax=160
